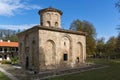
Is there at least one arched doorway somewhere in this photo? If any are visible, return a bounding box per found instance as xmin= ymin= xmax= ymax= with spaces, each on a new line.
xmin=26 ymin=56 xmax=29 ymax=69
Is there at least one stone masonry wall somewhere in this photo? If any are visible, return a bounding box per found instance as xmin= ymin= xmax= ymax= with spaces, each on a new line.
xmin=41 ymin=12 xmax=61 ymax=28
xmin=18 ymin=30 xmax=40 ymax=71
xmin=38 ymin=29 xmax=86 ymax=70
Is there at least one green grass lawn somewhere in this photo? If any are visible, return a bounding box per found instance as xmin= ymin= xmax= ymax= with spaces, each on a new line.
xmin=49 ymin=59 xmax=120 ymax=80
xmin=0 ymin=71 xmax=11 ymax=80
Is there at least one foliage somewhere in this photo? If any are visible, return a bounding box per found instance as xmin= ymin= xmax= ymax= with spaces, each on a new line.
xmin=11 ymin=56 xmax=19 ymax=64
xmin=95 ymin=37 xmax=105 ymax=57
xmin=69 ymin=19 xmax=83 ymax=31
xmin=105 ymin=37 xmax=117 ymax=55
xmin=69 ymin=19 xmax=96 ymax=55
xmin=7 ymin=35 xmax=18 ymax=42
xmin=115 ymin=0 xmax=120 ymax=58
xmin=0 ymin=29 xmax=18 ymax=42
xmin=49 ymin=59 xmax=120 ymax=80
xmin=115 ymin=0 xmax=120 ymax=12
xmin=1 ymin=60 xmax=11 ymax=64
xmin=95 ymin=36 xmax=119 ymax=59
xmin=116 ymin=33 xmax=120 ymax=53
xmin=101 ymin=34 xmax=120 ymax=59
xmin=0 ymin=56 xmax=19 ymax=65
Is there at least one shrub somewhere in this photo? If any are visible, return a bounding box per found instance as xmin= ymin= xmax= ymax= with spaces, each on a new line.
xmin=1 ymin=60 xmax=11 ymax=64
xmin=11 ymin=56 xmax=19 ymax=64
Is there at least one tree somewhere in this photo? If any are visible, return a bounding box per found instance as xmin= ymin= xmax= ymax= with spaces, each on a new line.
xmin=115 ymin=0 xmax=120 ymax=12
xmin=96 ymin=37 xmax=105 ymax=57
xmin=8 ymin=35 xmax=18 ymax=42
xmin=70 ymin=19 xmax=83 ymax=30
xmin=115 ymin=0 xmax=120 ymax=31
xmin=4 ymin=29 xmax=10 ymax=40
xmin=0 ymin=32 xmax=3 ymax=39
xmin=116 ymin=33 xmax=120 ymax=53
xmin=69 ymin=19 xmax=96 ymax=55
xmin=82 ymin=20 xmax=96 ymax=38
xmin=115 ymin=0 xmax=120 ymax=58
xmin=105 ymin=37 xmax=117 ymax=54
xmin=0 ymin=29 xmax=18 ymax=42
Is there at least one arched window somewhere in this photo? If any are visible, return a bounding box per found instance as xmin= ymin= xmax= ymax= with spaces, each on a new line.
xmin=47 ymin=21 xmax=51 ymax=27
xmin=64 ymin=42 xmax=66 ymax=46
xmin=77 ymin=57 xmax=79 ymax=63
xmin=55 ymin=14 xmax=59 ymax=20
xmin=47 ymin=13 xmax=51 ymax=19
xmin=41 ymin=22 xmax=43 ymax=26
xmin=55 ymin=22 xmax=58 ymax=27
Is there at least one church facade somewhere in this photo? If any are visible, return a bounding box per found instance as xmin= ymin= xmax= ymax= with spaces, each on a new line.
xmin=17 ymin=8 xmax=86 ymax=71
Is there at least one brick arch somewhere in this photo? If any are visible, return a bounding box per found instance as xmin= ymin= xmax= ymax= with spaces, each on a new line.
xmin=45 ymin=40 xmax=56 ymax=68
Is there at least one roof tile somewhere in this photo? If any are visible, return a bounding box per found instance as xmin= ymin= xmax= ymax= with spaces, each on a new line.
xmin=0 ymin=41 xmax=18 ymax=47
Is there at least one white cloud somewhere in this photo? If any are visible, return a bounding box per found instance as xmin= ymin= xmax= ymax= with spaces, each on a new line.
xmin=0 ymin=0 xmax=41 ymax=16
xmin=0 ymin=24 xmax=38 ymax=30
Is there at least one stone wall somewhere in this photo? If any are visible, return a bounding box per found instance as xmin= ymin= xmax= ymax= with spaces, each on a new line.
xmin=18 ymin=29 xmax=40 ymax=71
xmin=38 ymin=28 xmax=86 ymax=70
xmin=17 ymin=26 xmax=86 ymax=71
xmin=40 ymin=12 xmax=61 ymax=28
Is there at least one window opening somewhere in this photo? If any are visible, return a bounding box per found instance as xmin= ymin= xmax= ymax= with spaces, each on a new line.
xmin=63 ymin=54 xmax=68 ymax=61
xmin=77 ymin=57 xmax=79 ymax=62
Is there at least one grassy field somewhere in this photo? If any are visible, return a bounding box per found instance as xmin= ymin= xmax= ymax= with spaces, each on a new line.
xmin=49 ymin=59 xmax=120 ymax=80
xmin=0 ymin=71 xmax=10 ymax=80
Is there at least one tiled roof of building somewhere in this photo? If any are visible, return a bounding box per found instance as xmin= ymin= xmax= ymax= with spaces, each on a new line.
xmin=0 ymin=41 xmax=18 ymax=47
xmin=17 ymin=26 xmax=87 ymax=36
xmin=39 ymin=7 xmax=63 ymax=15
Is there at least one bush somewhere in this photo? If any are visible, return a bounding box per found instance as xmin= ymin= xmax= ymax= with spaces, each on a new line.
xmin=104 ymin=53 xmax=120 ymax=59
xmin=11 ymin=56 xmax=19 ymax=64
xmin=110 ymin=53 xmax=120 ymax=59
xmin=1 ymin=60 xmax=11 ymax=64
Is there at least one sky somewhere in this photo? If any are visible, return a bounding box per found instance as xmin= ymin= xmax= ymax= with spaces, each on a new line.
xmin=0 ymin=0 xmax=120 ymax=41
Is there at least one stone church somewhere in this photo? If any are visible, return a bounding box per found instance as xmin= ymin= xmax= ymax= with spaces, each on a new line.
xmin=17 ymin=7 xmax=86 ymax=71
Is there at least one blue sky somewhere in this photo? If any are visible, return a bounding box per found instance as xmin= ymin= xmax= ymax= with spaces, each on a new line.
xmin=0 ymin=0 xmax=119 ymax=41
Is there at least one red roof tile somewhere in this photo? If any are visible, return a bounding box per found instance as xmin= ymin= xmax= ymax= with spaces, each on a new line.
xmin=0 ymin=41 xmax=18 ymax=47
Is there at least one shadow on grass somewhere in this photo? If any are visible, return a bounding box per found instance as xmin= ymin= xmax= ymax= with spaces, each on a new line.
xmin=49 ymin=58 xmax=120 ymax=80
